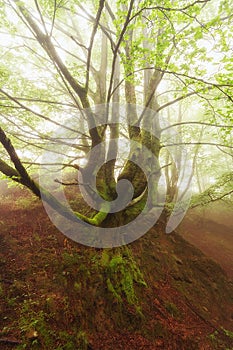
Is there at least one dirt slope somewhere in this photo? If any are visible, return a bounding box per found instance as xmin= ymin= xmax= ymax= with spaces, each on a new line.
xmin=0 ymin=188 xmax=233 ymax=349
xmin=178 ymin=202 xmax=233 ymax=279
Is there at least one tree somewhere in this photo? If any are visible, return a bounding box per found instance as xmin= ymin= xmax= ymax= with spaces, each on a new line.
xmin=0 ymin=0 xmax=233 ymax=246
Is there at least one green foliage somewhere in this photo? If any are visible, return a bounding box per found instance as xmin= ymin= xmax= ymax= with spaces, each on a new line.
xmin=222 ymin=328 xmax=233 ymax=339
xmin=0 ymin=282 xmax=3 ymax=296
xmin=102 ymin=248 xmax=146 ymax=308
xmin=62 ymin=251 xmax=81 ymax=268
xmin=18 ymin=299 xmax=55 ymax=349
xmin=164 ymin=301 xmax=180 ymax=317
xmin=100 ymin=249 xmax=110 ymax=266
xmin=106 ymin=277 xmax=122 ymax=302
xmin=14 ymin=195 xmax=38 ymax=209
xmin=57 ymin=330 xmax=89 ymax=350
xmin=74 ymin=281 xmax=82 ymax=292
xmin=0 ymin=65 xmax=10 ymax=86
xmin=17 ymin=298 xmax=89 ymax=350
xmin=191 ymin=172 xmax=233 ymax=208
xmin=209 ymin=328 xmax=233 ymax=349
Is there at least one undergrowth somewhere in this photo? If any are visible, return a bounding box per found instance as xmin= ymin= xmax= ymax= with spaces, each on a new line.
xmin=101 ymin=247 xmax=147 ymax=311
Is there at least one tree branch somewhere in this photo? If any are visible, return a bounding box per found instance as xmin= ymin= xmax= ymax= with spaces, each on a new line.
xmin=107 ymin=0 xmax=135 ymax=103
xmin=0 ymin=128 xmax=108 ymax=225
xmin=14 ymin=0 xmax=88 ymax=104
xmin=191 ymin=189 xmax=233 ymax=208
xmin=129 ymin=0 xmax=211 ymax=23
xmin=34 ymin=0 xmax=48 ymax=35
xmin=162 ymin=142 xmax=233 ymax=149
xmin=161 ymin=121 xmax=233 ymax=132
xmin=0 ymin=127 xmax=40 ymax=196
xmin=85 ymin=0 xmax=105 ymax=91
xmin=0 ymin=88 xmax=80 ymax=133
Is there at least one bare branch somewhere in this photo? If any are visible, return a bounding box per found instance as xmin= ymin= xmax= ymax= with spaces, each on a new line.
xmin=22 ymin=161 xmax=82 ymax=170
xmin=50 ymin=0 xmax=57 ymax=36
xmin=161 ymin=121 xmax=233 ymax=132
xmin=0 ymin=96 xmax=76 ymax=108
xmin=34 ymin=0 xmax=48 ymax=35
xmin=14 ymin=0 xmax=88 ymax=104
xmin=129 ymin=0 xmax=211 ymax=23
xmin=162 ymin=142 xmax=233 ymax=150
xmin=85 ymin=0 xmax=105 ymax=91
xmin=0 ymin=126 xmax=40 ymax=196
xmin=0 ymin=88 xmax=81 ymax=133
xmin=158 ymin=91 xmax=204 ymax=112
xmin=107 ymin=0 xmax=135 ymax=103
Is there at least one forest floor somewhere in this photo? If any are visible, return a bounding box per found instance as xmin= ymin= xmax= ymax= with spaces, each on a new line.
xmin=0 ymin=185 xmax=233 ymax=349
xmin=178 ymin=202 xmax=233 ymax=280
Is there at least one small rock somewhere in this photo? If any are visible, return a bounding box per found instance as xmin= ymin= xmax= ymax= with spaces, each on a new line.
xmin=175 ymin=258 xmax=183 ymax=265
xmin=26 ymin=329 xmax=38 ymax=340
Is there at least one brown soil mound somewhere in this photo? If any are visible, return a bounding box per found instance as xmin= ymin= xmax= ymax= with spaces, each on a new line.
xmin=0 ymin=188 xmax=233 ymax=349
